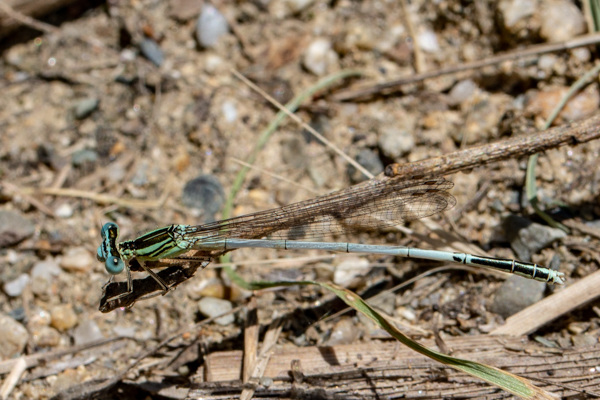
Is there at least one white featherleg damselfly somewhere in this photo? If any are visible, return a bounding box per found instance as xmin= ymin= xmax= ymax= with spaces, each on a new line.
xmin=97 ymin=176 xmax=565 ymax=304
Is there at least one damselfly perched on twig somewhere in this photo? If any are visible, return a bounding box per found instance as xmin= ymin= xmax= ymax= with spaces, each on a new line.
xmin=97 ymin=175 xmax=564 ymax=310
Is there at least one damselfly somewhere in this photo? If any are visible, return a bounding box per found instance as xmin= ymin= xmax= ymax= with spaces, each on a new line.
xmin=97 ymin=176 xmax=565 ymax=303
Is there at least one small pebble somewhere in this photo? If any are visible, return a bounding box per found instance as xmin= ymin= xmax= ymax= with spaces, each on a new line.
xmin=139 ymin=38 xmax=164 ymax=67
xmin=28 ymin=308 xmax=52 ymax=330
xmin=417 ymin=29 xmax=440 ymax=53
xmin=71 ymin=149 xmax=98 ymax=168
xmin=203 ymin=54 xmax=224 ymax=74
xmin=31 ymin=258 xmax=62 ymax=296
xmin=567 ymin=321 xmax=589 ymax=335
xmin=457 ymin=97 xmax=505 ymax=144
xmin=537 ymin=54 xmax=557 ymax=74
xmin=50 ymin=304 xmax=78 ymax=332
xmin=55 ymin=203 xmax=73 ymax=218
xmin=269 ymin=0 xmax=315 ymax=18
xmin=196 ymin=4 xmax=229 ymax=48
xmin=0 ymin=210 xmax=35 ymax=247
xmin=324 ymin=317 xmax=359 ymax=346
xmin=6 ymin=249 xmax=18 ymax=264
xmin=186 ymin=278 xmax=248 ymax=301
xmin=447 ymin=79 xmax=478 ymax=105
xmin=7 ymin=307 xmax=26 ymax=322
xmin=73 ymin=320 xmax=104 ymax=345
xmin=260 ymin=377 xmax=273 ymax=388
xmin=74 ymin=98 xmax=99 ymax=119
xmin=378 ymin=125 xmax=415 ymax=159
xmin=0 ymin=314 xmax=29 ymax=359
xmin=540 ymin=0 xmax=586 ymax=43
xmin=181 ymin=175 xmax=225 ymax=221
xmin=197 ymin=297 xmax=235 ymax=326
xmin=3 ymin=273 xmax=30 ymax=297
xmin=302 ymin=38 xmax=339 ymax=76
xmin=395 ymin=306 xmax=416 ymax=322
xmin=32 ymin=326 xmax=61 ymax=347
xmin=221 ymin=100 xmax=237 ymax=122
xmin=60 ymin=247 xmax=95 ymax=273
xmin=31 ymin=258 xmax=62 ymax=279
xmin=333 ymin=257 xmax=370 ymax=288
xmin=498 ymin=0 xmax=535 ymax=30
xmin=120 ymin=119 xmax=143 ymax=137
xmin=503 ymin=215 xmax=567 ymax=261
xmin=490 ymin=275 xmax=545 ymax=318
xmin=168 ymin=0 xmax=203 ymax=21
xmin=526 ymin=86 xmax=600 ymax=124
xmin=572 ymin=47 xmax=591 ymax=62
xmin=571 ymin=334 xmax=598 ymax=347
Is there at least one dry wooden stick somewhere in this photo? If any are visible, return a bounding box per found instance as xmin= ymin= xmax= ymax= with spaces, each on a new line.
xmin=197 ymin=336 xmax=600 ymax=398
xmin=332 ymin=32 xmax=600 ymax=101
xmin=242 ymin=297 xmax=258 ymax=384
xmin=383 ymin=112 xmax=600 ymax=179
xmin=0 ymin=337 xmax=136 ymax=375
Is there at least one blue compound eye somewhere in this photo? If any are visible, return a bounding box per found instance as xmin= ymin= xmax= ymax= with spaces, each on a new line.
xmin=101 ymin=222 xmax=118 ymax=237
xmin=105 ymin=256 xmax=125 ymax=275
xmin=97 ymin=245 xmax=106 ymax=262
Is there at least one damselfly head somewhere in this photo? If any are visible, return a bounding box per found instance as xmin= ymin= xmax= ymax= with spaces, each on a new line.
xmin=97 ymin=222 xmax=125 ymax=275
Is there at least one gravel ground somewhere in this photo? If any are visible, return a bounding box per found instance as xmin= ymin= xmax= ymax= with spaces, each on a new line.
xmin=1 ymin=0 xmax=600 ymax=398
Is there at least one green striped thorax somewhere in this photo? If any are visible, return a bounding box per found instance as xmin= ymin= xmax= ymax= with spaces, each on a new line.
xmin=97 ymin=223 xmax=193 ymax=275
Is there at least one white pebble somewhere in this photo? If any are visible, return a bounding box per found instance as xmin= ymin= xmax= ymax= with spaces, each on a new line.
xmin=448 ymin=79 xmax=478 ymax=105
xmin=396 ymin=306 xmax=417 ymax=321
xmin=333 ymin=257 xmax=370 ymax=287
xmin=499 ymin=0 xmax=535 ymax=29
xmin=6 ymin=249 xmax=18 ymax=264
xmin=417 ymin=29 xmax=440 ymax=53
xmin=540 ymin=0 xmax=586 ymax=43
xmin=55 ymin=203 xmax=73 ymax=218
xmin=302 ymin=38 xmax=339 ymax=76
xmin=3 ymin=274 xmax=30 ymax=297
xmin=203 ymin=54 xmax=224 ymax=74
xmin=196 ymin=4 xmax=229 ymax=48
xmin=572 ymin=47 xmax=591 ymax=62
xmin=537 ymin=54 xmax=557 ymax=72
xmin=221 ymin=100 xmax=238 ymax=122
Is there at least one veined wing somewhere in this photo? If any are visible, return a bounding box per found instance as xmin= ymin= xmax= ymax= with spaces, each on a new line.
xmin=182 ymin=176 xmax=456 ymax=243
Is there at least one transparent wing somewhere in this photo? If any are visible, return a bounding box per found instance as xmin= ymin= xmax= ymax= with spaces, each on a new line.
xmin=181 ymin=176 xmax=456 ymax=244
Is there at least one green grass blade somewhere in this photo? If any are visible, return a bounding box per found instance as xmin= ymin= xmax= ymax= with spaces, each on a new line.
xmin=225 ymin=268 xmax=556 ymax=398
